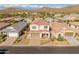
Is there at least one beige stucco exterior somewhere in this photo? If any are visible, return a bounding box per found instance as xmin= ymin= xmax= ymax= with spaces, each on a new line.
xmin=30 ymin=24 xmax=50 ymax=39
xmin=51 ymin=28 xmax=75 ymax=38
xmin=30 ymin=24 xmax=49 ymax=31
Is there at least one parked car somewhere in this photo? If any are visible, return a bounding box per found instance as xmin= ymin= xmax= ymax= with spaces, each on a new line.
xmin=0 ymin=49 xmax=9 ymax=54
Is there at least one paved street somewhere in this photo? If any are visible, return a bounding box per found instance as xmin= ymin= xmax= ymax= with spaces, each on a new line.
xmin=1 ymin=46 xmax=79 ymax=54
xmin=0 ymin=37 xmax=16 ymax=46
xmin=65 ymin=37 xmax=79 ymax=46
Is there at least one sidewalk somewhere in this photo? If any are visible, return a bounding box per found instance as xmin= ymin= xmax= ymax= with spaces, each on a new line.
xmin=65 ymin=37 xmax=79 ymax=46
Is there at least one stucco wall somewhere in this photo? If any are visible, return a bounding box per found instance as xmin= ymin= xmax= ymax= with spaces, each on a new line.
xmin=30 ymin=24 xmax=49 ymax=31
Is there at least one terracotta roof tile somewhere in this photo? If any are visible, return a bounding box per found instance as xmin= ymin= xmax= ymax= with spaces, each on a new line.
xmin=51 ymin=22 xmax=67 ymax=33
xmin=32 ymin=19 xmax=49 ymax=25
xmin=0 ymin=22 xmax=10 ymax=30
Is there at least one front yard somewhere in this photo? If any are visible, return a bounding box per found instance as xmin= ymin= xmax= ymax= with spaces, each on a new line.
xmin=13 ymin=31 xmax=30 ymax=45
xmin=40 ymin=38 xmax=51 ymax=45
xmin=52 ymin=39 xmax=69 ymax=45
xmin=0 ymin=33 xmax=7 ymax=43
xmin=75 ymin=34 xmax=79 ymax=41
xmin=40 ymin=36 xmax=69 ymax=46
xmin=12 ymin=31 xmax=70 ymax=46
xmin=13 ymin=38 xmax=29 ymax=45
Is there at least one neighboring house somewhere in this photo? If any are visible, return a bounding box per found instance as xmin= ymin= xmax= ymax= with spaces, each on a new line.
xmin=14 ymin=17 xmax=24 ymax=21
xmin=68 ymin=24 xmax=79 ymax=29
xmin=45 ymin=17 xmax=54 ymax=23
xmin=54 ymin=13 xmax=64 ymax=19
xmin=50 ymin=21 xmax=75 ymax=38
xmin=0 ymin=23 xmax=10 ymax=30
xmin=25 ymin=12 xmax=28 ymax=14
xmin=1 ymin=17 xmax=15 ymax=21
xmin=31 ymin=12 xmax=38 ymax=15
xmin=2 ymin=21 xmax=27 ymax=38
xmin=63 ymin=14 xmax=79 ymax=20
xmin=30 ymin=19 xmax=50 ymax=39
xmin=0 ymin=23 xmax=10 ymax=35
xmin=34 ymin=18 xmax=43 ymax=20
xmin=25 ymin=18 xmax=32 ymax=23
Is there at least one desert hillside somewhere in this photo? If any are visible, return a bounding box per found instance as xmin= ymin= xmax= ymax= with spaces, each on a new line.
xmin=0 ymin=5 xmax=79 ymax=13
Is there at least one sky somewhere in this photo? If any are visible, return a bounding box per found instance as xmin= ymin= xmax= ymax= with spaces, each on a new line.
xmin=0 ymin=4 xmax=76 ymax=10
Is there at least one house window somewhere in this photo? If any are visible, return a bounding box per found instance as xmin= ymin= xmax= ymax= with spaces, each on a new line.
xmin=44 ymin=26 xmax=48 ymax=29
xmin=32 ymin=26 xmax=36 ymax=29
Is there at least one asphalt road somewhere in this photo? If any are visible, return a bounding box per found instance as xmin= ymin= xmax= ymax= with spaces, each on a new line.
xmin=1 ymin=46 xmax=79 ymax=54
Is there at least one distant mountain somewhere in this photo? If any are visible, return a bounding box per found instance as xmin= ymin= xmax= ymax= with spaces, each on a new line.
xmin=0 ymin=7 xmax=30 ymax=13
xmin=0 ymin=5 xmax=79 ymax=13
xmin=62 ymin=5 xmax=79 ymax=12
xmin=31 ymin=5 xmax=79 ymax=13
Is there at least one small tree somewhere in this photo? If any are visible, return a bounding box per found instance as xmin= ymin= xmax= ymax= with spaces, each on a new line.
xmin=0 ymin=32 xmax=6 ymax=42
xmin=57 ymin=34 xmax=64 ymax=41
xmin=11 ymin=20 xmax=17 ymax=24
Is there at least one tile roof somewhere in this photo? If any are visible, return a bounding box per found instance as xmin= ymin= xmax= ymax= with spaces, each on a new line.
xmin=69 ymin=14 xmax=79 ymax=17
xmin=32 ymin=19 xmax=49 ymax=25
xmin=51 ymin=21 xmax=68 ymax=33
xmin=64 ymin=14 xmax=79 ymax=18
xmin=0 ymin=23 xmax=10 ymax=30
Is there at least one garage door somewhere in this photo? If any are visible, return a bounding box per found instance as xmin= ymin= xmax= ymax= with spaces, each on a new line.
xmin=64 ymin=32 xmax=74 ymax=37
xmin=8 ymin=32 xmax=19 ymax=37
xmin=31 ymin=33 xmax=40 ymax=39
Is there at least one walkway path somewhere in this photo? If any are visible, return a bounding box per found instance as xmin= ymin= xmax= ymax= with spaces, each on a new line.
xmin=65 ymin=37 xmax=79 ymax=46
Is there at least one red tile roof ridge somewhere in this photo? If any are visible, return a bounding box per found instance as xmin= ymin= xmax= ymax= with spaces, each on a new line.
xmin=32 ymin=19 xmax=49 ymax=25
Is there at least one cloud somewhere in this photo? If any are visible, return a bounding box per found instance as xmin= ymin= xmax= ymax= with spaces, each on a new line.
xmin=3 ymin=4 xmax=19 ymax=8
xmin=29 ymin=5 xmax=39 ymax=8
xmin=29 ymin=5 xmax=44 ymax=8
xmin=0 ymin=4 xmax=74 ymax=9
xmin=1 ymin=4 xmax=30 ymax=8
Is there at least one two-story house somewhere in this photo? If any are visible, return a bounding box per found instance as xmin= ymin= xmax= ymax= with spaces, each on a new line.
xmin=30 ymin=19 xmax=50 ymax=39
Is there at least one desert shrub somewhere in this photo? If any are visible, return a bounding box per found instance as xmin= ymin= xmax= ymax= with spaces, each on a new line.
xmin=57 ymin=34 xmax=64 ymax=41
xmin=50 ymin=36 xmax=56 ymax=41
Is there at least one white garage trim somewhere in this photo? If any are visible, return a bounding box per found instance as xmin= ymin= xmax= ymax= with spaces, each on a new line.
xmin=8 ymin=32 xmax=19 ymax=37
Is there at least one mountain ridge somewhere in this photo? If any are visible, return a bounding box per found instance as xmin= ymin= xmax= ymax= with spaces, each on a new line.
xmin=0 ymin=5 xmax=79 ymax=13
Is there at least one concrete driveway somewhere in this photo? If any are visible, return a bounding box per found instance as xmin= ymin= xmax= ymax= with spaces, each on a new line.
xmin=28 ymin=37 xmax=40 ymax=46
xmin=65 ymin=37 xmax=79 ymax=46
